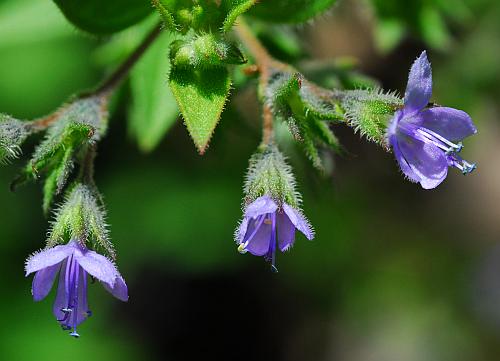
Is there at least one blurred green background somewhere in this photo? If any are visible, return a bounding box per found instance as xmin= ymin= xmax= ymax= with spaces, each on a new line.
xmin=1 ymin=0 xmax=500 ymax=360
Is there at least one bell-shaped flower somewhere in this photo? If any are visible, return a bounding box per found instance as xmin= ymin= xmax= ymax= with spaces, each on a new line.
xmin=387 ymin=51 xmax=477 ymax=189
xmin=25 ymin=240 xmax=128 ymax=337
xmin=236 ymin=195 xmax=314 ymax=271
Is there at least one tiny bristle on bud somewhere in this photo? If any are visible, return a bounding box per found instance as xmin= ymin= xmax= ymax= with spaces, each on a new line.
xmin=243 ymin=144 xmax=301 ymax=208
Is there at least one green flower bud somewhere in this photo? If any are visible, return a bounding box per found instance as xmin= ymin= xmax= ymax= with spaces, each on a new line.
xmin=0 ymin=114 xmax=28 ymax=164
xmin=341 ymin=89 xmax=403 ymax=147
xmin=244 ymin=144 xmax=300 ymax=208
xmin=48 ymin=183 xmax=114 ymax=259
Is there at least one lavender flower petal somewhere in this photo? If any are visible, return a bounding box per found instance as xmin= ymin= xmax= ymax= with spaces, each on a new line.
xmin=391 ymin=136 xmax=420 ymax=183
xmin=398 ymin=134 xmax=448 ymax=189
xmin=283 ymin=204 xmax=314 ymax=240
xmin=52 ymin=259 xmax=69 ymax=322
xmin=236 ymin=217 xmax=249 ymax=244
xmin=420 ymin=107 xmax=477 ymax=141
xmin=102 ymin=276 xmax=129 ymax=302
xmin=32 ymin=263 xmax=61 ymax=301
xmin=244 ymin=195 xmax=278 ymax=219
xmin=277 ymin=211 xmax=295 ymax=252
xmin=244 ymin=218 xmax=273 ymax=256
xmin=74 ymin=250 xmax=119 ymax=287
xmin=404 ymin=51 xmax=432 ymax=115
xmin=25 ymin=244 xmax=73 ymax=276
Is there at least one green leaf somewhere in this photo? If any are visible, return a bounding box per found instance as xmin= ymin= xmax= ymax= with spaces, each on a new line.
xmin=53 ymin=0 xmax=153 ymax=34
xmin=129 ymin=31 xmax=178 ymax=152
xmin=249 ymin=0 xmax=337 ymax=23
xmin=169 ymin=65 xmax=231 ymax=154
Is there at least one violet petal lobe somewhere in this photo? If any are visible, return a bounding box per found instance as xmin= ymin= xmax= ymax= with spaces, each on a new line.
xmin=277 ymin=210 xmax=295 ymax=252
xmin=32 ymin=263 xmax=61 ymax=302
xmin=244 ymin=195 xmax=278 ymax=219
xmin=420 ymin=107 xmax=477 ymax=141
xmin=283 ymin=204 xmax=314 ymax=240
xmin=391 ymin=136 xmax=420 ymax=183
xmin=25 ymin=244 xmax=74 ymax=276
xmin=236 ymin=217 xmax=249 ymax=244
xmin=102 ymin=276 xmax=129 ymax=302
xmin=74 ymin=250 xmax=118 ymax=287
xmin=52 ymin=259 xmax=69 ymax=322
xmin=398 ymin=134 xmax=448 ymax=189
xmin=244 ymin=217 xmax=273 ymax=256
xmin=404 ymin=51 xmax=432 ymax=115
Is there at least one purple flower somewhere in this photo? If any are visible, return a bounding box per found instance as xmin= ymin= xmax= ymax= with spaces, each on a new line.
xmin=387 ymin=51 xmax=477 ymax=189
xmin=25 ymin=240 xmax=128 ymax=337
xmin=236 ymin=195 xmax=314 ymax=271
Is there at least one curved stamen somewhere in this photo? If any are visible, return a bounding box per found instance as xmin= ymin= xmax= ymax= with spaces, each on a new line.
xmin=416 ymin=127 xmax=463 ymax=153
xmin=447 ymin=154 xmax=477 ymax=175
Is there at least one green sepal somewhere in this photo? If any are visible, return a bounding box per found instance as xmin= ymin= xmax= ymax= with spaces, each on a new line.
xmin=222 ymin=0 xmax=258 ymax=33
xmin=47 ymin=183 xmax=115 ymax=259
xmin=153 ymin=0 xmax=257 ymax=33
xmin=341 ymin=89 xmax=403 ymax=147
xmin=169 ymin=64 xmax=231 ymax=154
xmin=244 ymin=144 xmax=300 ymax=208
xmin=42 ymin=146 xmax=74 ymax=214
xmin=266 ymin=71 xmax=343 ymax=170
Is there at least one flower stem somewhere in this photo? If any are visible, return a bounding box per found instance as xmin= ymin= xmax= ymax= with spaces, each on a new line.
xmin=234 ymin=18 xmax=289 ymax=145
xmin=29 ymin=23 xmax=163 ymax=131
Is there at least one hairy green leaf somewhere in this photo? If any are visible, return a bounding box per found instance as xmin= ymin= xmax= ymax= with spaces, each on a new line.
xmin=169 ymin=65 xmax=231 ymax=154
xmin=129 ymin=31 xmax=178 ymax=152
xmin=53 ymin=0 xmax=153 ymax=34
xmin=249 ymin=0 xmax=337 ymax=23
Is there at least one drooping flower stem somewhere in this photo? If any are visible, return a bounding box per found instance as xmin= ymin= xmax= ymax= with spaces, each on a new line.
xmin=235 ymin=18 xmax=291 ymax=145
xmin=27 ymin=23 xmax=163 ymax=132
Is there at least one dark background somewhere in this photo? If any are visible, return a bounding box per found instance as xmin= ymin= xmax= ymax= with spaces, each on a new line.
xmin=1 ymin=0 xmax=500 ymax=360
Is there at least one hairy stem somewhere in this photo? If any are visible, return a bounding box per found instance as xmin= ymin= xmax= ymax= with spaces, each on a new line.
xmin=29 ymin=23 xmax=163 ymax=131
xmin=235 ymin=18 xmax=289 ymax=145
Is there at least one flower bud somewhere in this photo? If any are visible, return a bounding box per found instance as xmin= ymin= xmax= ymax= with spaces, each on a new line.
xmin=341 ymin=89 xmax=402 ymax=147
xmin=48 ymin=183 xmax=114 ymax=259
xmin=244 ymin=144 xmax=300 ymax=208
xmin=0 ymin=114 xmax=28 ymax=164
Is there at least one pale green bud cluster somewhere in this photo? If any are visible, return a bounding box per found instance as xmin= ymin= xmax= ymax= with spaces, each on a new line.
xmin=171 ymin=34 xmax=246 ymax=68
xmin=244 ymin=144 xmax=301 ymax=208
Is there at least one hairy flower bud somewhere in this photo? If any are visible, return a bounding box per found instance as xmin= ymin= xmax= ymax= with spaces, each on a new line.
xmin=0 ymin=114 xmax=29 ymax=164
xmin=48 ymin=183 xmax=114 ymax=259
xmin=244 ymin=144 xmax=300 ymax=208
xmin=341 ymin=89 xmax=403 ymax=147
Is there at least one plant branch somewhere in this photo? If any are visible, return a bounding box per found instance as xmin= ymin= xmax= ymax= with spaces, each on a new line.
xmin=29 ymin=23 xmax=163 ymax=131
xmin=235 ymin=18 xmax=289 ymax=145
xmin=95 ymin=23 xmax=163 ymax=96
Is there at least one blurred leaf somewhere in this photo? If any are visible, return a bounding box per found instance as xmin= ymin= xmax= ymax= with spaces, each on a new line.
xmin=53 ymin=0 xmax=153 ymax=34
xmin=169 ymin=66 xmax=231 ymax=154
xmin=249 ymin=0 xmax=337 ymax=23
xmin=129 ymin=31 xmax=178 ymax=152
